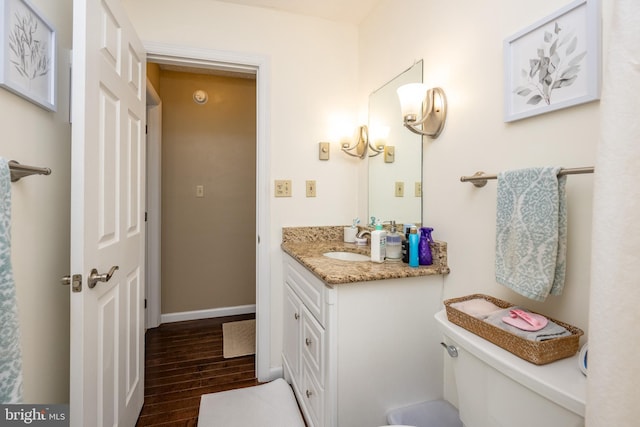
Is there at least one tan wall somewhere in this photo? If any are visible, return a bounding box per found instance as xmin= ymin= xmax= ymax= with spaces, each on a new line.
xmin=147 ymin=62 xmax=161 ymax=92
xmin=160 ymin=70 xmax=256 ymax=314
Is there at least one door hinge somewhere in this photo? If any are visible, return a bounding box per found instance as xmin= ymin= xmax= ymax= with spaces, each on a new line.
xmin=144 ymin=299 xmax=147 ymax=309
xmin=145 ymin=212 xmax=148 ymax=222
xmin=145 ymin=125 xmax=148 ymax=134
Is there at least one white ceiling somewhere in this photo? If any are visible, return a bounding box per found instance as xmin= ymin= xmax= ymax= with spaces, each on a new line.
xmin=214 ymin=0 xmax=381 ymax=24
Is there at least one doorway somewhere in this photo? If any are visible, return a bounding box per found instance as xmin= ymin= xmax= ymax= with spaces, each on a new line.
xmin=144 ymin=43 xmax=272 ymax=382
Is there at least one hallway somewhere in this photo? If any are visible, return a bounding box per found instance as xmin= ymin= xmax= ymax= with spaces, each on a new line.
xmin=136 ymin=314 xmax=258 ymax=426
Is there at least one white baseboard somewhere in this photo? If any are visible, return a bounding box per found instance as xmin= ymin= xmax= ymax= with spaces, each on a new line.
xmin=160 ymin=304 xmax=256 ymax=324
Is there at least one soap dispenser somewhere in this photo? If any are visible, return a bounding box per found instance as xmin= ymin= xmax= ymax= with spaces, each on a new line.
xmin=370 ymin=221 xmax=387 ymax=263
xmin=419 ymin=227 xmax=434 ymax=265
xmin=385 ymin=221 xmax=403 ymax=262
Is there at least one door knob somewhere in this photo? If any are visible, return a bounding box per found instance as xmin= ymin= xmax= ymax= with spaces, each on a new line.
xmin=88 ymin=266 xmax=119 ymax=289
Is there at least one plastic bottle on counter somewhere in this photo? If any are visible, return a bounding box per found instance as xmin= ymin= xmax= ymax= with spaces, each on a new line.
xmin=385 ymin=221 xmax=403 ymax=262
xmin=408 ymin=226 xmax=419 ymax=267
xmin=402 ymin=224 xmax=414 ymax=263
xmin=419 ymin=227 xmax=434 ymax=265
xmin=370 ymin=222 xmax=387 ymax=263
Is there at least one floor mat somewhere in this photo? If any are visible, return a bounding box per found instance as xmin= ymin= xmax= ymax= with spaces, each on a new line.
xmin=222 ymin=319 xmax=256 ymax=358
xmin=197 ymin=378 xmax=305 ymax=426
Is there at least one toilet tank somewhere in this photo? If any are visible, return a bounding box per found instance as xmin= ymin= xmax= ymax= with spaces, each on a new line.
xmin=435 ymin=311 xmax=586 ymax=427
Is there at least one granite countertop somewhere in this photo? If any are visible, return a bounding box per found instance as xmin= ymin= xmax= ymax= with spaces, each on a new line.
xmin=281 ymin=226 xmax=450 ymax=286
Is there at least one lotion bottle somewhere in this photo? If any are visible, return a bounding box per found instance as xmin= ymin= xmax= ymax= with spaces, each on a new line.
xmin=370 ymin=222 xmax=387 ymax=263
xmin=408 ymin=226 xmax=419 ymax=267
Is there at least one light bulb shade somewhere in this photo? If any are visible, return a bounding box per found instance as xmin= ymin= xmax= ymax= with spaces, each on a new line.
xmin=397 ymin=83 xmax=429 ymax=118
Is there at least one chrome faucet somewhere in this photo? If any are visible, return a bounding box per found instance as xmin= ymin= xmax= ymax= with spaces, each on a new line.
xmin=356 ymin=230 xmax=371 ymax=239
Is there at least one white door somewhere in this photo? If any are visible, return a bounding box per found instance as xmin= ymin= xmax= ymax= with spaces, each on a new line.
xmin=70 ymin=0 xmax=146 ymax=425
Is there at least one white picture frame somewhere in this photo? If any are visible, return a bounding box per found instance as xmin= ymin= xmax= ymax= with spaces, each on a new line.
xmin=503 ymin=0 xmax=600 ymax=122
xmin=0 ymin=0 xmax=56 ymax=111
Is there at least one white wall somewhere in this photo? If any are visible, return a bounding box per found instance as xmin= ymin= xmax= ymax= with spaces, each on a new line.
xmin=0 ymin=0 xmax=72 ymax=403
xmin=359 ymin=0 xmax=608 ymax=404
xmin=122 ymin=0 xmax=361 ymax=369
xmin=123 ymin=0 xmax=608 ymax=399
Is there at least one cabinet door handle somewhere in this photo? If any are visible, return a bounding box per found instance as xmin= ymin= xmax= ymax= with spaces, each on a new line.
xmin=306 ymin=390 xmax=313 ymax=398
xmin=294 ymin=312 xmax=299 ymax=320
xmin=305 ymin=338 xmax=312 ymax=346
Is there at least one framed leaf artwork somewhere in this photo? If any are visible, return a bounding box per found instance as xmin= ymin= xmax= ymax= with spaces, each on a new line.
xmin=0 ymin=0 xmax=56 ymax=111
xmin=503 ymin=0 xmax=600 ymax=122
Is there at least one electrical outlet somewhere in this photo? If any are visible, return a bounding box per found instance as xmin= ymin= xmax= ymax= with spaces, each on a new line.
xmin=395 ymin=181 xmax=404 ymax=197
xmin=415 ymin=182 xmax=422 ymax=197
xmin=196 ymin=185 xmax=204 ymax=198
xmin=306 ymin=180 xmax=316 ymax=197
xmin=275 ymin=180 xmax=292 ymax=197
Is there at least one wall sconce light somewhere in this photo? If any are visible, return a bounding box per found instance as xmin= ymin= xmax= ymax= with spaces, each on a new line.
xmin=341 ymin=125 xmax=385 ymax=159
xmin=396 ymin=83 xmax=447 ymax=138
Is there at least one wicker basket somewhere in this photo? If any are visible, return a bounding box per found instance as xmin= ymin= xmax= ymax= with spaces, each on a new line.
xmin=443 ymin=294 xmax=583 ymax=365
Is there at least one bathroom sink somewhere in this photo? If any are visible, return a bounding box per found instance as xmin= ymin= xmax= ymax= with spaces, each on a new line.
xmin=322 ymin=251 xmax=370 ymax=262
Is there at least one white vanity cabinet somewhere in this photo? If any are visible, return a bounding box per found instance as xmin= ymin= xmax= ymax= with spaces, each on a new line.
xmin=282 ymin=252 xmax=446 ymax=427
xmin=282 ymin=253 xmax=333 ymax=427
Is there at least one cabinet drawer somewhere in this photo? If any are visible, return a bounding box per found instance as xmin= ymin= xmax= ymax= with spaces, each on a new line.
xmin=284 ymin=254 xmax=326 ymax=325
xmin=301 ymin=362 xmax=324 ymax=427
xmin=301 ymin=305 xmax=325 ymax=387
xmin=283 ymin=284 xmax=302 ymax=381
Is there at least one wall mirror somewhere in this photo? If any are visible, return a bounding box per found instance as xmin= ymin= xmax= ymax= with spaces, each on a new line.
xmin=368 ymin=61 xmax=423 ymax=226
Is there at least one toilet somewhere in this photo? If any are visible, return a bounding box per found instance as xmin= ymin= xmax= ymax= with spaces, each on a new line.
xmin=431 ymin=310 xmax=586 ymax=427
xmin=381 ymin=311 xmax=586 ymax=427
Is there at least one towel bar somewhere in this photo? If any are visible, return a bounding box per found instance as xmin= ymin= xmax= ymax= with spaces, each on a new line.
xmin=460 ymin=166 xmax=594 ymax=188
xmin=8 ymin=160 xmax=52 ymax=182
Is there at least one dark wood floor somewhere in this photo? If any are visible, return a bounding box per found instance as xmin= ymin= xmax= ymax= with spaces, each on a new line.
xmin=136 ymin=314 xmax=259 ymax=427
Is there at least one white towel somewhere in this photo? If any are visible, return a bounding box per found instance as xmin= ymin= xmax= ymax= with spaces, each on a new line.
xmin=0 ymin=158 xmax=23 ymax=403
xmin=450 ymin=298 xmax=502 ymax=319
xmin=495 ymin=167 xmax=567 ymax=301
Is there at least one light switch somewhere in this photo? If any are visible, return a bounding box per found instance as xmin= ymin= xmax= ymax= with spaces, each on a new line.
xmin=395 ymin=181 xmax=404 ymax=197
xmin=275 ymin=180 xmax=292 ymax=197
xmin=384 ymin=146 xmax=395 ymax=163
xmin=306 ymin=180 xmax=316 ymax=197
xmin=319 ymin=142 xmax=330 ymax=160
xmin=196 ymin=185 xmax=204 ymax=198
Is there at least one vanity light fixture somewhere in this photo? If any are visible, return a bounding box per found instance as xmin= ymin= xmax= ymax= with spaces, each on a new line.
xmin=341 ymin=125 xmax=385 ymax=159
xmin=397 ymin=83 xmax=447 ymax=138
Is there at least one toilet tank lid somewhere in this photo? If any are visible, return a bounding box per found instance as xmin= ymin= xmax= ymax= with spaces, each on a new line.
xmin=434 ymin=310 xmax=586 ymax=417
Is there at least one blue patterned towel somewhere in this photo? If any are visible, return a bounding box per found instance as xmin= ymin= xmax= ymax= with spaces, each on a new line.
xmin=495 ymin=167 xmax=567 ymax=301
xmin=0 ymin=158 xmax=23 ymax=403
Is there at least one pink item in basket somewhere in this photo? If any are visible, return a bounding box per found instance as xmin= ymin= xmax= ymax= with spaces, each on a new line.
xmin=502 ymin=309 xmax=548 ymax=331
